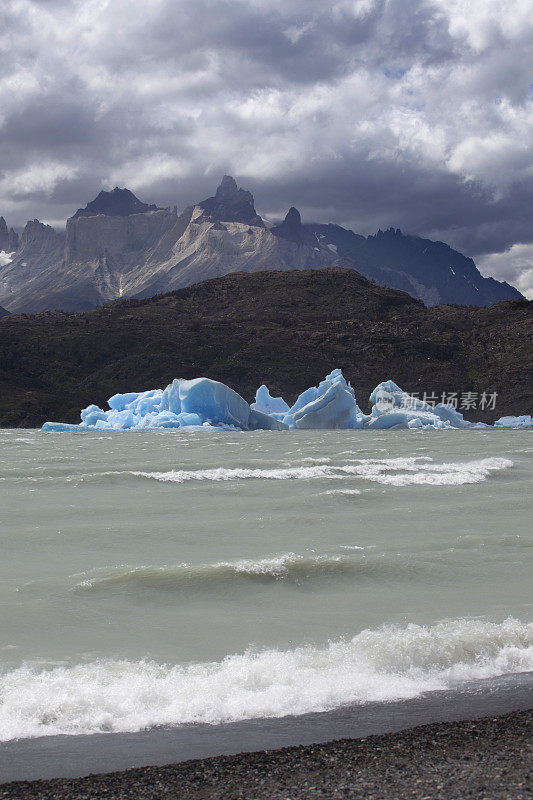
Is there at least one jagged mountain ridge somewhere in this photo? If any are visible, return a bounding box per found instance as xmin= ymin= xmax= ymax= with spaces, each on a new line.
xmin=0 ymin=176 xmax=523 ymax=313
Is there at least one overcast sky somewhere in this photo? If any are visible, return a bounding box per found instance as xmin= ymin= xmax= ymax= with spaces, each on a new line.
xmin=1 ymin=0 xmax=532 ymax=296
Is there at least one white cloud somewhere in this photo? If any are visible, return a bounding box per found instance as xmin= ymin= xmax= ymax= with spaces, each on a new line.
xmin=1 ymin=162 xmax=79 ymax=198
xmin=0 ymin=0 xmax=531 ymax=296
xmin=478 ymin=244 xmax=533 ymax=300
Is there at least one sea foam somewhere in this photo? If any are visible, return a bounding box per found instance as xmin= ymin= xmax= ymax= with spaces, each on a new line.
xmin=0 ymin=618 xmax=531 ymax=742
xmin=130 ymin=457 xmax=513 ymax=487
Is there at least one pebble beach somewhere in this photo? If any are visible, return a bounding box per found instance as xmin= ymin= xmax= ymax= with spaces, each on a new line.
xmin=1 ymin=709 xmax=531 ymax=800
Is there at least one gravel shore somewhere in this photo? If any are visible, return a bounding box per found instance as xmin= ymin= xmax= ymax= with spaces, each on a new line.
xmin=1 ymin=709 xmax=531 ymax=800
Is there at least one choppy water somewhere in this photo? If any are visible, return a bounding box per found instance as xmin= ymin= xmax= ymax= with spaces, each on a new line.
xmin=0 ymin=428 xmax=531 ymax=742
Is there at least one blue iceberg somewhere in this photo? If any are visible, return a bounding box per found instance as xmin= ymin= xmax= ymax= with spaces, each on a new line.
xmin=250 ymin=386 xmax=290 ymax=421
xmin=277 ymin=369 xmax=366 ymax=430
xmin=42 ymin=377 xmax=288 ymax=432
xmin=366 ymin=380 xmax=484 ymax=430
xmin=494 ymin=415 xmax=533 ymax=429
xmin=41 ymin=369 xmax=531 ymax=432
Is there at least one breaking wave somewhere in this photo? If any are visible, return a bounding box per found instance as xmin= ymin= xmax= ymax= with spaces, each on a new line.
xmin=131 ymin=457 xmax=513 ymax=487
xmin=71 ymin=553 xmax=357 ymax=592
xmin=1 ymin=618 xmax=531 ymax=741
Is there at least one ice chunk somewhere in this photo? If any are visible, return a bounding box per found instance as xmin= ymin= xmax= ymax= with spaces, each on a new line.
xmin=494 ymin=415 xmax=533 ymax=429
xmin=80 ymin=404 xmax=107 ymax=426
xmin=251 ymin=385 xmax=290 ymax=421
xmin=249 ymin=409 xmax=289 ymax=431
xmin=281 ymin=369 xmax=367 ymax=430
xmin=179 ymin=377 xmax=251 ymax=428
xmin=367 ymin=380 xmax=473 ymax=430
xmin=159 ymin=380 xmax=181 ymax=414
xmin=107 ymin=392 xmax=143 ymax=411
xmin=41 ymin=422 xmax=82 ymax=432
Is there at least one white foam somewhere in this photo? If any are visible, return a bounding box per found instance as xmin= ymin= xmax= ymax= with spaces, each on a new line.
xmin=1 ymin=618 xmax=531 ymax=742
xmin=321 ymin=489 xmax=362 ymax=496
xmin=132 ymin=465 xmax=342 ymax=483
xmin=343 ymin=456 xmax=514 ymax=486
xmin=340 ymin=545 xmax=375 ymax=550
xmin=131 ymin=457 xmax=513 ymax=487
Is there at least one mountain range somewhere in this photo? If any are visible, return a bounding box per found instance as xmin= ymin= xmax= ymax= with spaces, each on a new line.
xmin=0 ymin=176 xmax=523 ymax=314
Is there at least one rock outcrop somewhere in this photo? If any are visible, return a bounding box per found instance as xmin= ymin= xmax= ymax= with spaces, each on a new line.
xmin=198 ymin=175 xmax=264 ymax=226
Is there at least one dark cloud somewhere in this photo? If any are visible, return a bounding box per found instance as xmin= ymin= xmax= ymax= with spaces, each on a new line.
xmin=0 ymin=0 xmax=531 ymax=295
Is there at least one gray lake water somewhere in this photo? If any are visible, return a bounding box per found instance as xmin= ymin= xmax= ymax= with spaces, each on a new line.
xmin=0 ymin=428 xmax=531 ymax=742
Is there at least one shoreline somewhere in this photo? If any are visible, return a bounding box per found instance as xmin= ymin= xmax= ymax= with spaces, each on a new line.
xmin=1 ymin=672 xmax=531 ymax=787
xmin=1 ymin=709 xmax=531 ymax=799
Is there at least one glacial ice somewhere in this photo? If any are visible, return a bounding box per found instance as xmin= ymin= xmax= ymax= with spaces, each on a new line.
xmin=281 ymin=369 xmax=367 ymax=430
xmin=42 ymin=369 xmax=531 ymax=432
xmin=494 ymin=415 xmax=533 ymax=429
xmin=42 ymin=377 xmax=289 ymax=433
xmin=251 ymin=385 xmax=290 ymax=421
xmin=366 ymin=380 xmax=481 ymax=430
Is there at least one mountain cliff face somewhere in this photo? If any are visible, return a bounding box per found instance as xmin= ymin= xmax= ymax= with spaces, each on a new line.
xmin=0 ymin=220 xmax=65 ymax=309
xmin=0 ymin=177 xmax=523 ymax=313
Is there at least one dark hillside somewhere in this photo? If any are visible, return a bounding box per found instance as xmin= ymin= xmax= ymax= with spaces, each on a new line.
xmin=0 ymin=268 xmax=531 ymax=427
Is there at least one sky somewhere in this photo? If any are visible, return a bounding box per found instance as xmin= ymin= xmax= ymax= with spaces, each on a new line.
xmin=1 ymin=0 xmax=532 ymax=296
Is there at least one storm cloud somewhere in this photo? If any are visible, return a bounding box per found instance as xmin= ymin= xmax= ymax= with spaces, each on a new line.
xmin=1 ymin=0 xmax=532 ymax=295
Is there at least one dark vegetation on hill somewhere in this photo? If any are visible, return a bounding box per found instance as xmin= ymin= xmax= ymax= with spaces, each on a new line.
xmin=0 ymin=268 xmax=531 ymax=428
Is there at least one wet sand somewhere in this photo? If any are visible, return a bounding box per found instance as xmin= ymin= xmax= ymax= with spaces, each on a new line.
xmin=1 ymin=709 xmax=531 ymax=799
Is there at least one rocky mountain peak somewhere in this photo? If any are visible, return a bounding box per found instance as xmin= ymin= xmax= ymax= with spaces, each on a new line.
xmin=215 ymin=175 xmax=240 ymax=198
xmin=271 ymin=206 xmax=317 ymax=248
xmin=0 ymin=216 xmax=20 ymax=252
xmin=374 ymin=227 xmax=403 ymax=239
xmin=285 ymin=206 xmax=302 ymax=226
xmin=21 ymin=219 xmax=57 ymax=243
xmin=198 ymin=175 xmax=264 ymax=227
xmin=73 ymin=187 xmax=160 ymax=219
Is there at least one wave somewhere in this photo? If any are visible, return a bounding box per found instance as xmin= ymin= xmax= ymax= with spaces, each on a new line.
xmin=131 ymin=464 xmax=343 ymax=483
xmin=130 ymin=457 xmax=513 ymax=487
xmin=342 ymin=457 xmax=514 ymax=486
xmin=71 ymin=553 xmax=373 ymax=593
xmin=1 ymin=618 xmax=531 ymax=741
xmin=321 ymin=489 xmax=362 ymax=496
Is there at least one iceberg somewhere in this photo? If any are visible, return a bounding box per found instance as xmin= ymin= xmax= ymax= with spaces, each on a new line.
xmin=494 ymin=415 xmax=533 ymax=429
xmin=41 ymin=369 xmax=531 ymax=432
xmin=42 ymin=377 xmax=288 ymax=432
xmin=281 ymin=369 xmax=367 ymax=430
xmin=251 ymin=385 xmax=290 ymax=421
xmin=366 ymin=380 xmax=478 ymax=430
